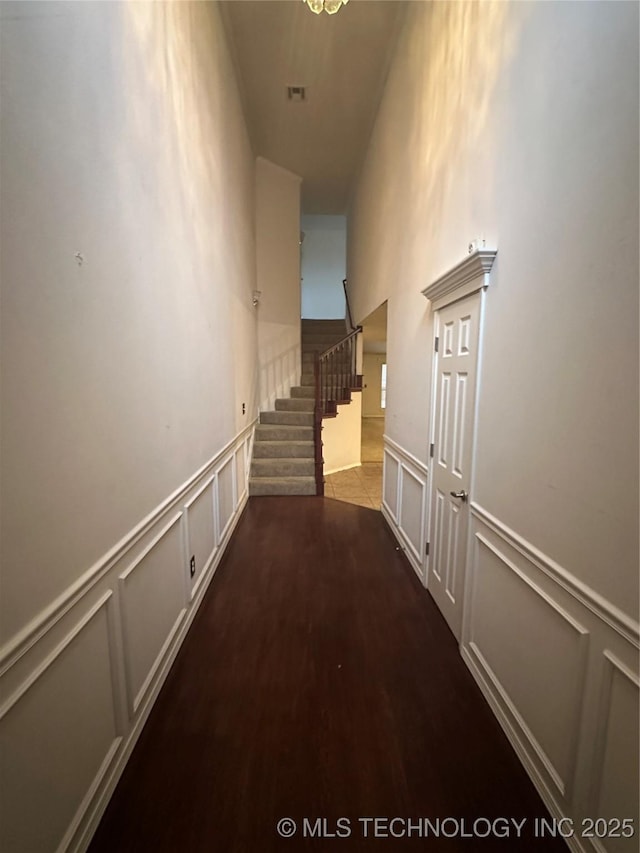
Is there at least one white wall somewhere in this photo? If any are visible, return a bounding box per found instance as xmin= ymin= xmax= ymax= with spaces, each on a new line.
xmin=301 ymin=214 xmax=346 ymax=319
xmin=256 ymin=157 xmax=302 ymax=411
xmin=0 ymin=2 xmax=256 ymax=849
xmin=323 ymin=394 xmax=362 ymax=475
xmin=350 ymin=2 xmax=639 ymax=849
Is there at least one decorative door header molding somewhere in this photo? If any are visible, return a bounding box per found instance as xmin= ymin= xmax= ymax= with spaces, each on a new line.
xmin=422 ymin=249 xmax=497 ymax=310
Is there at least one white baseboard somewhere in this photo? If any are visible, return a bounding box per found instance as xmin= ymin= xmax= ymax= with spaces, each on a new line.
xmin=381 ymin=503 xmax=424 ymax=583
xmin=324 ymin=461 xmax=362 ymax=475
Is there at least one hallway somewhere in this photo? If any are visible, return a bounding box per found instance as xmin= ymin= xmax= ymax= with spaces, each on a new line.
xmin=90 ymin=497 xmax=566 ymax=853
xmin=1 ymin=3 xmax=637 ymax=850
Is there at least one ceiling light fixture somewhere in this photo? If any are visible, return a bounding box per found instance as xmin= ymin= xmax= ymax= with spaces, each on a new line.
xmin=303 ymin=0 xmax=349 ymax=15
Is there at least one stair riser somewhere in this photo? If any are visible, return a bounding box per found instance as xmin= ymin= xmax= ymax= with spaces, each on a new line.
xmin=302 ymin=372 xmax=354 ymax=380
xmin=302 ymin=344 xmax=350 ymax=353
xmin=302 ymin=353 xmax=352 ymax=364
xmin=253 ymin=442 xmax=314 ymax=458
xmin=290 ymin=386 xmax=315 ymax=399
xmin=260 ymin=411 xmax=314 ymax=426
xmin=302 ymin=337 xmax=345 ymax=344
xmin=251 ymin=459 xmax=315 ymax=477
xmin=275 ymin=398 xmax=315 ymax=412
xmin=300 ymin=375 xmax=353 ymax=387
xmin=301 ymin=332 xmax=346 ymax=340
xmin=302 ymin=337 xmax=346 ymax=346
xmin=302 ymin=321 xmax=346 ymax=330
xmin=302 ymin=343 xmax=351 ymax=351
xmin=255 ymin=425 xmax=313 ymax=441
xmin=249 ymin=478 xmax=317 ymax=496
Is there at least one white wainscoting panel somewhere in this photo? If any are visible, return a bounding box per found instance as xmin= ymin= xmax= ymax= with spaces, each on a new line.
xmin=236 ymin=444 xmax=247 ymax=505
xmin=381 ymin=436 xmax=428 ymax=582
xmin=397 ymin=467 xmax=426 ymax=569
xmin=217 ymin=457 xmax=235 ymax=543
xmin=118 ymin=513 xmax=187 ymax=715
xmin=0 ymin=422 xmax=255 ymax=853
xmin=0 ymin=593 xmax=121 ymax=853
xmin=587 ymin=653 xmax=639 ymax=853
xmin=183 ymin=476 xmax=217 ymax=600
xmin=462 ymin=503 xmax=640 ymax=853
xmin=467 ymin=534 xmax=589 ymax=798
xmin=382 ymin=449 xmax=399 ymax=521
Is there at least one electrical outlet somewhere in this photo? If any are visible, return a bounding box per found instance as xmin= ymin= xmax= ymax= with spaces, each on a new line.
xmin=190 ymin=555 xmax=196 ymax=578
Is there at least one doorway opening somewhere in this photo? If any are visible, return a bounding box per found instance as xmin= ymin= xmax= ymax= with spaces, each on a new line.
xmin=357 ymin=300 xmax=388 ymax=506
xmin=323 ymin=300 xmax=387 ymax=510
xmin=361 ymin=300 xmax=387 ymax=466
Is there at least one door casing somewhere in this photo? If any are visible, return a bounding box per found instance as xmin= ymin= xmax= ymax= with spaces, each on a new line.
xmin=421 ymin=249 xmax=497 ymax=641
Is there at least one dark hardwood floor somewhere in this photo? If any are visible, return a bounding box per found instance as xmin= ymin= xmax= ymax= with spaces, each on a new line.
xmin=89 ymin=497 xmax=567 ymax=852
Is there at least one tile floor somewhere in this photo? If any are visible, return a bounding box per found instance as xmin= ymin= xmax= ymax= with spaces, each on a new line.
xmin=361 ymin=416 xmax=384 ymax=462
xmin=324 ymin=462 xmax=383 ymax=510
xmin=324 ymin=417 xmax=385 ymax=510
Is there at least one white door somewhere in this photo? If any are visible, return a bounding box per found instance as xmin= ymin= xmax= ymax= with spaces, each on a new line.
xmin=428 ymin=291 xmax=481 ymax=639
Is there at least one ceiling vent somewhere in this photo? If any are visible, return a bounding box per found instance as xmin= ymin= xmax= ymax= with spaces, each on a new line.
xmin=287 ymin=86 xmax=306 ymax=102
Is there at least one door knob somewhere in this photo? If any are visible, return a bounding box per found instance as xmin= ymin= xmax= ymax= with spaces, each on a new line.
xmin=450 ymin=490 xmax=468 ymax=502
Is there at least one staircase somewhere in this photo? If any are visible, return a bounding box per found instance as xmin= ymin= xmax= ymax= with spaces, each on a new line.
xmin=249 ymin=319 xmax=348 ymax=496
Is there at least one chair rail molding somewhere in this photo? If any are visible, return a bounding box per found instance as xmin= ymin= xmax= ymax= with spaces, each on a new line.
xmin=422 ymin=248 xmax=497 ymax=310
xmin=461 ymin=503 xmax=639 ymax=853
xmin=469 ymin=501 xmax=640 ymax=648
xmin=0 ymin=421 xmax=257 ymax=853
xmin=0 ymin=420 xmax=258 ymax=676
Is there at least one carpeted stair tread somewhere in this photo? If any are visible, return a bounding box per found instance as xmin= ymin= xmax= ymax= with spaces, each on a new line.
xmin=290 ymin=385 xmax=316 ymax=398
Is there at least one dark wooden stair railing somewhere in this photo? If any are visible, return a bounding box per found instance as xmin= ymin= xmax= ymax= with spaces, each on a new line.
xmin=343 ymin=278 xmax=356 ymax=331
xmin=313 ymin=326 xmax=363 ymax=496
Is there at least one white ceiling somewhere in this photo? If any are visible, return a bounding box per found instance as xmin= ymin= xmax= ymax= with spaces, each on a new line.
xmin=219 ymin=0 xmax=407 ymax=214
